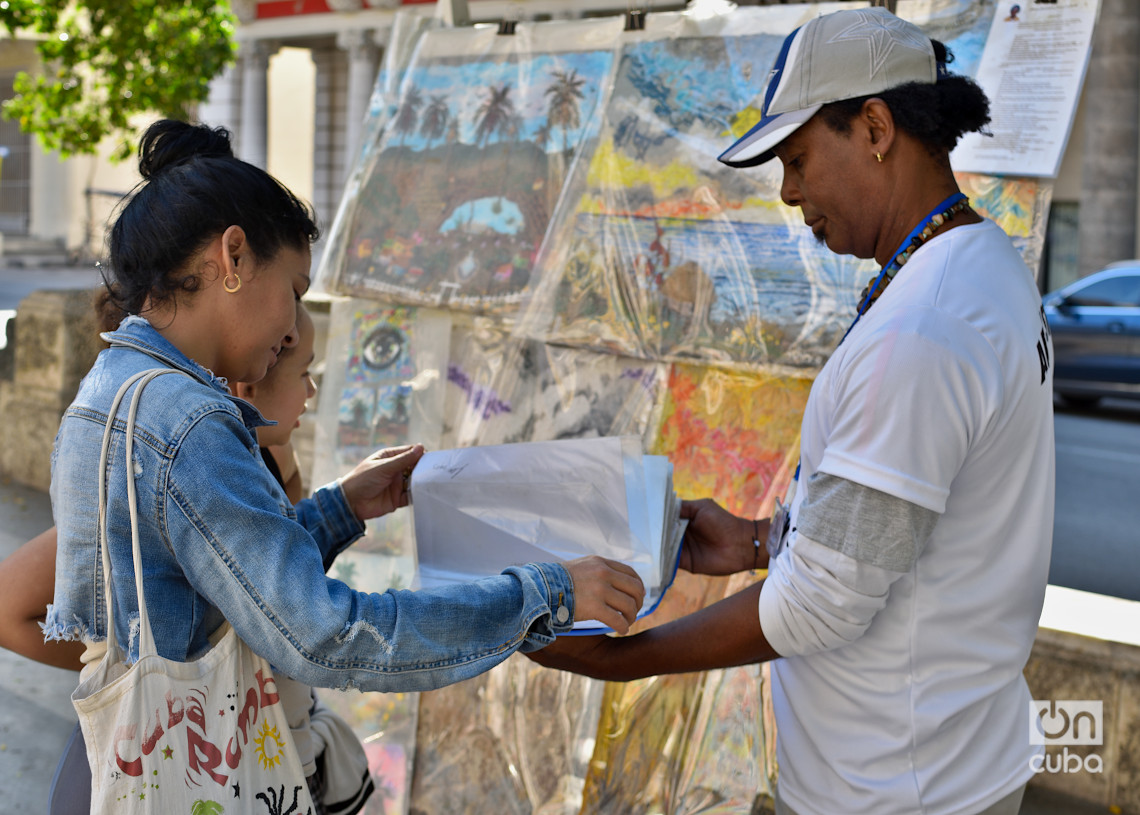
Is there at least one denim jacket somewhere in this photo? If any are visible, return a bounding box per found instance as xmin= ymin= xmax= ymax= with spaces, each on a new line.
xmin=46 ymin=316 xmax=576 ymax=692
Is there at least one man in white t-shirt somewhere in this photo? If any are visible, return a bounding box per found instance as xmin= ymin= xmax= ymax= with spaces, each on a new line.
xmin=531 ymin=8 xmax=1055 ymax=815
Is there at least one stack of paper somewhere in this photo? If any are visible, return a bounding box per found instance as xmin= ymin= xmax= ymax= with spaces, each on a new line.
xmin=409 ymin=436 xmax=685 ymax=633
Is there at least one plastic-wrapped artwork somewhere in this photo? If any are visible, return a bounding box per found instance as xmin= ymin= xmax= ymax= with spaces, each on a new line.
xmin=310 ymin=299 xmax=450 ymax=815
xmin=574 ymin=366 xmax=809 ymax=813
xmin=517 ymin=0 xmax=1052 ymax=371
xmin=581 ymin=583 xmax=776 ymax=815
xmin=441 ymin=314 xmax=668 ymax=449
xmin=905 ymin=0 xmax=1054 ymax=278
xmin=956 ymin=171 xmax=1052 ymax=277
xmin=517 ymin=4 xmax=871 ymax=373
xmin=325 ymin=17 xmax=624 ymax=314
xmin=405 ymin=318 xmax=672 ymax=814
xmin=410 ymin=657 xmax=604 ymax=815
xmin=315 ymin=9 xmax=441 ymax=299
xmin=315 ymin=688 xmax=420 ymax=815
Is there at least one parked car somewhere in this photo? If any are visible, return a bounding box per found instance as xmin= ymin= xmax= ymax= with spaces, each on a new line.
xmin=1042 ymin=260 xmax=1140 ymax=407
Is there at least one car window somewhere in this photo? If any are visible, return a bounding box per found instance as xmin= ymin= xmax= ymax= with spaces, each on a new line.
xmin=1068 ymin=275 xmax=1140 ymax=307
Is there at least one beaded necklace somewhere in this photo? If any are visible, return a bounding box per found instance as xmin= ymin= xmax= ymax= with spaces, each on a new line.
xmin=839 ymin=192 xmax=970 ymax=346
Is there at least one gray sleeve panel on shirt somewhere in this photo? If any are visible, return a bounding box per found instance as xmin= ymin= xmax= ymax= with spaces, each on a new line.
xmin=795 ymin=472 xmax=939 ymax=573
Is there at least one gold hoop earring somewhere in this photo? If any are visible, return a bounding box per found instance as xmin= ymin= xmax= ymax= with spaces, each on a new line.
xmin=223 ymin=272 xmax=242 ymax=293
xmin=876 ymin=152 xmax=884 ymax=163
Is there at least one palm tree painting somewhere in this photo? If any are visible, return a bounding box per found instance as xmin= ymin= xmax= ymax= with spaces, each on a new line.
xmin=544 ymin=68 xmax=586 ymax=154
xmin=339 ymin=45 xmax=614 ymax=313
xmin=393 ymin=85 xmax=424 ymax=145
xmin=473 ymin=83 xmax=516 ymax=147
xmin=419 ymin=94 xmax=451 ymax=147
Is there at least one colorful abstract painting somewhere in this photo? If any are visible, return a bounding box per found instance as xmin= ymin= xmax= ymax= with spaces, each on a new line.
xmin=328 ymin=19 xmax=623 ymax=314
xmin=655 ymin=362 xmax=811 ymax=519
xmin=956 ymin=171 xmax=1052 ymax=276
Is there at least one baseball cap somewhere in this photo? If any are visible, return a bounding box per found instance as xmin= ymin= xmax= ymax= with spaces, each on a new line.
xmin=718 ymin=7 xmax=943 ymax=168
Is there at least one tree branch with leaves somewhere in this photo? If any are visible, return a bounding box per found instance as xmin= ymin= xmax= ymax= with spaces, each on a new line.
xmin=0 ymin=0 xmax=237 ymax=160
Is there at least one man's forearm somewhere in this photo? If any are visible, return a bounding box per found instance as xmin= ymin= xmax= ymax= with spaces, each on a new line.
xmin=546 ymin=581 xmax=780 ymax=681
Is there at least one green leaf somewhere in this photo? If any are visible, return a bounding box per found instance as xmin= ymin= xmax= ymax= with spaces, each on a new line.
xmin=0 ymin=0 xmax=238 ymax=158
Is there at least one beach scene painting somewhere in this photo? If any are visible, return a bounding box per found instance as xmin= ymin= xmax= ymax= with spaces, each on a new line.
xmin=521 ymin=30 xmax=880 ymax=372
xmin=521 ymin=0 xmax=1050 ymax=372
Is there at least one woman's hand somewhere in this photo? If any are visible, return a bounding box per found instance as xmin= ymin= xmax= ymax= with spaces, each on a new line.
xmin=563 ymin=556 xmax=645 ymax=635
xmin=339 ymin=444 xmax=425 ymax=522
xmin=679 ymin=498 xmax=766 ymax=575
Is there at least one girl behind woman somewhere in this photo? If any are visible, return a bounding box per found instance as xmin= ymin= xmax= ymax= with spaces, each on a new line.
xmin=45 ymin=119 xmax=643 ymax=799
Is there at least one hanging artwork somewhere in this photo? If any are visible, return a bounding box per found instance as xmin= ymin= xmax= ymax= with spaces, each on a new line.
xmin=575 ymin=361 xmax=809 ymax=813
xmin=440 ymin=314 xmax=668 ymax=449
xmin=315 ymin=10 xmax=441 ymax=297
xmin=314 ymin=688 xmax=419 ymax=815
xmin=580 ymin=584 xmax=777 ymax=815
xmin=518 ymin=0 xmax=1052 ymax=371
xmin=909 ymin=0 xmax=1054 ymax=277
xmin=310 ymin=299 xmax=450 ymax=815
xmin=301 ymin=3 xmax=1070 ymax=813
xmin=518 ymin=4 xmax=873 ymax=373
xmin=326 ymin=17 xmax=624 ymax=314
xmin=956 ymin=171 xmax=1052 ymax=276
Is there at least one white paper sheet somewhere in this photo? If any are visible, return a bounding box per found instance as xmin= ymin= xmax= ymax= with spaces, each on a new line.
xmin=409 ymin=436 xmax=683 ymax=632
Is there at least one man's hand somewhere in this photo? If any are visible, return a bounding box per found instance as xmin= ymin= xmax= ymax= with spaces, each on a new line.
xmin=679 ymin=498 xmax=767 ymax=575
xmin=339 ymin=444 xmax=425 ymax=522
xmin=563 ymin=556 xmax=645 ymax=635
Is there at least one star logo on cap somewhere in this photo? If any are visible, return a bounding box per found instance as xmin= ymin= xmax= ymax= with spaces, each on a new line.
xmin=827 ymin=10 xmax=931 ymax=80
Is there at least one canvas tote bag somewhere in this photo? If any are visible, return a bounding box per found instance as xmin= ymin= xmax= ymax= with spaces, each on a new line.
xmin=72 ymin=369 xmax=316 ymax=815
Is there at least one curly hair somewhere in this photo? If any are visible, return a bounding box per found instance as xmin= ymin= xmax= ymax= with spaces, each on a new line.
xmin=817 ymin=41 xmax=991 ymax=159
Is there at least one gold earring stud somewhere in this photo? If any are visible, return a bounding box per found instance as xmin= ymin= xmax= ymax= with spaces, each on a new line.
xmin=876 ymin=152 xmax=884 ymax=163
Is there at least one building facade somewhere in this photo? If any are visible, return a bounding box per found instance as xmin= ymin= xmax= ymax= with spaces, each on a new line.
xmin=5 ymin=0 xmax=1138 ymax=290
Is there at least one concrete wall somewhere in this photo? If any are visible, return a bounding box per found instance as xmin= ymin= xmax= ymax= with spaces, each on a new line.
xmin=0 ymin=289 xmax=103 ymax=491
xmin=1026 ymin=625 xmax=1140 ymax=812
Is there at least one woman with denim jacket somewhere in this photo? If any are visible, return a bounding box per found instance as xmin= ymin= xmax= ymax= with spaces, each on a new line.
xmin=45 ymin=120 xmax=644 ymax=705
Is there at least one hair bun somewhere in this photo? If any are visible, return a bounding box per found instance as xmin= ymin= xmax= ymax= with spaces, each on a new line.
xmin=138 ymin=120 xmax=234 ymax=180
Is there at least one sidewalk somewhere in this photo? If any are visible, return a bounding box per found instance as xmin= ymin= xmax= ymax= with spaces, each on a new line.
xmin=0 ymin=479 xmax=76 ymax=814
xmin=0 ymin=475 xmax=1108 ymax=814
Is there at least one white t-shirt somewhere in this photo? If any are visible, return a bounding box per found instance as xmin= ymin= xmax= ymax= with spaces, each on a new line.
xmin=762 ymin=220 xmax=1055 ymax=815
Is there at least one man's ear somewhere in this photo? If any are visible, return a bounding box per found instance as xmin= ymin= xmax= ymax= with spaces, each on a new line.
xmin=861 ymin=97 xmax=897 ymax=155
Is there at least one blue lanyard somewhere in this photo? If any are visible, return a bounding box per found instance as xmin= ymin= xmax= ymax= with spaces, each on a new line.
xmin=791 ymin=191 xmax=967 ymax=485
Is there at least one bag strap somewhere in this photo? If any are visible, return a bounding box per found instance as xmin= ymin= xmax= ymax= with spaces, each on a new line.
xmin=97 ymin=368 xmax=188 ymax=661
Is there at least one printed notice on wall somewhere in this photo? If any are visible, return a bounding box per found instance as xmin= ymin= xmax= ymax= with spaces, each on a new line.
xmin=951 ymin=0 xmax=1099 ymax=178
